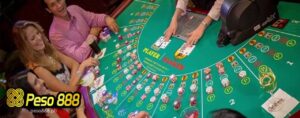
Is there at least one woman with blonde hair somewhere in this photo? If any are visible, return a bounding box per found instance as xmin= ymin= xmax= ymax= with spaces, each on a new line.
xmin=12 ymin=20 xmax=98 ymax=117
xmin=12 ymin=20 xmax=97 ymax=92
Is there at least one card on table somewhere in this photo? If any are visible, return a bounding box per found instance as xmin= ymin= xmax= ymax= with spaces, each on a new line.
xmin=160 ymin=39 xmax=171 ymax=49
xmin=178 ymin=43 xmax=195 ymax=56
xmin=97 ymin=48 xmax=106 ymax=59
xmin=154 ymin=36 xmax=164 ymax=47
xmin=262 ymin=88 xmax=299 ymax=118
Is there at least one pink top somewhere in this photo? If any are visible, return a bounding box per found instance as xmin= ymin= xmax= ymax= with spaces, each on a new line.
xmin=49 ymin=5 xmax=107 ymax=63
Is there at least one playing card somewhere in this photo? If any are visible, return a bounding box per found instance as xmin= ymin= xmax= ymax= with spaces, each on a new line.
xmin=154 ymin=36 xmax=164 ymax=47
xmin=160 ymin=40 xmax=171 ymax=49
xmin=97 ymin=48 xmax=106 ymax=59
xmin=185 ymin=45 xmax=195 ymax=55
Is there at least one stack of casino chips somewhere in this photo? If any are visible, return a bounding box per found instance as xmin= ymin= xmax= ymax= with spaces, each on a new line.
xmin=170 ymin=74 xmax=177 ymax=83
xmin=160 ymin=94 xmax=169 ymax=104
xmin=203 ymin=67 xmax=214 ymax=94
xmin=97 ymin=90 xmax=118 ymax=109
xmin=99 ymin=27 xmax=111 ymax=42
xmin=204 ymin=68 xmax=211 ymax=80
xmin=216 ymin=62 xmax=231 ymax=87
xmin=173 ymin=100 xmax=181 ymax=110
xmin=190 ymin=96 xmax=197 ymax=106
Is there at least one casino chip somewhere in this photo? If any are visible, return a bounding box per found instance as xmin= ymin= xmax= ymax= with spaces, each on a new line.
xmin=206 ymin=86 xmax=214 ymax=94
xmin=239 ymin=48 xmax=247 ymax=54
xmin=127 ymin=45 xmax=132 ymax=50
xmin=137 ymin=64 xmax=143 ymax=70
xmin=244 ymin=52 xmax=252 ymax=59
xmin=161 ymin=94 xmax=169 ymax=104
xmin=131 ymin=69 xmax=138 ymax=75
xmin=190 ymin=96 xmax=197 ymax=106
xmin=116 ymin=43 xmax=120 ymax=49
xmin=216 ymin=62 xmax=224 ymax=69
xmin=117 ymin=50 xmax=122 ymax=55
xmin=205 ymin=74 xmax=212 ymax=80
xmin=177 ymin=87 xmax=184 ymax=96
xmin=136 ymin=84 xmax=143 ymax=90
xmin=173 ymin=100 xmax=181 ymax=110
xmin=126 ymin=85 xmax=132 ymax=91
xmin=141 ymin=94 xmax=147 ymax=100
xmin=249 ymin=39 xmax=257 ymax=46
xmin=154 ymin=88 xmax=160 ymax=96
xmin=123 ymin=27 xmax=129 ymax=32
xmin=227 ymin=56 xmax=235 ymax=62
xmin=123 ymin=68 xmax=129 ymax=74
xmin=190 ymin=84 xmax=198 ymax=93
xmin=204 ymin=68 xmax=211 ymax=75
xmin=150 ymin=96 xmax=156 ymax=103
xmin=238 ymin=70 xmax=247 ymax=78
xmin=221 ymin=78 xmax=230 ymax=87
xmin=129 ymin=65 xmax=134 ymax=70
xmin=231 ymin=61 xmax=239 ymax=67
xmin=146 ymin=73 xmax=152 ymax=78
xmin=126 ymin=74 xmax=133 ymax=80
xmin=218 ymin=67 xmax=225 ymax=75
xmin=145 ymin=86 xmax=151 ymax=94
xmin=132 ymin=80 xmax=137 ymax=85
xmin=118 ymin=35 xmax=123 ymax=40
xmin=152 ymin=74 xmax=159 ymax=81
xmin=134 ymin=60 xmax=139 ymax=65
xmin=170 ymin=74 xmax=177 ymax=83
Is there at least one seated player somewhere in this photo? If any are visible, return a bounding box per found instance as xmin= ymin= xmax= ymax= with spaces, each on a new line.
xmin=164 ymin=0 xmax=224 ymax=47
xmin=12 ymin=20 xmax=98 ymax=93
xmin=211 ymin=108 xmax=246 ymax=118
xmin=41 ymin=0 xmax=120 ymax=63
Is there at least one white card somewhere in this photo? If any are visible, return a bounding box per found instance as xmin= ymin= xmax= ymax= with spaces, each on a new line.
xmin=160 ymin=40 xmax=171 ymax=49
xmin=184 ymin=45 xmax=195 ymax=55
xmin=154 ymin=36 xmax=164 ymax=47
xmin=92 ymin=86 xmax=107 ymax=105
xmin=97 ymin=48 xmax=106 ymax=59
xmin=93 ymin=75 xmax=105 ymax=89
xmin=262 ymin=89 xmax=299 ymax=118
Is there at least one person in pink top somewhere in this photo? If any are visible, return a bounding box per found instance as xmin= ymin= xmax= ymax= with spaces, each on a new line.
xmin=41 ymin=0 xmax=119 ymax=63
xmin=164 ymin=0 xmax=224 ymax=47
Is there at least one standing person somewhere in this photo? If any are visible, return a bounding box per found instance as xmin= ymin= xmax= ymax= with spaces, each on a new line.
xmin=164 ymin=0 xmax=224 ymax=47
xmin=41 ymin=0 xmax=119 ymax=63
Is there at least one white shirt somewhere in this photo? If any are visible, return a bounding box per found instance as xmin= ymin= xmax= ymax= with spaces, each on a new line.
xmin=176 ymin=0 xmax=224 ymax=20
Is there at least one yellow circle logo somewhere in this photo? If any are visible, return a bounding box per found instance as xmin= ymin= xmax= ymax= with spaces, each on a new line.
xmin=6 ymin=88 xmax=24 ymax=107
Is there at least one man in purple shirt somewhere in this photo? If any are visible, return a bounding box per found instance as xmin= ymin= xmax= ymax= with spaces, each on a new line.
xmin=42 ymin=0 xmax=119 ymax=63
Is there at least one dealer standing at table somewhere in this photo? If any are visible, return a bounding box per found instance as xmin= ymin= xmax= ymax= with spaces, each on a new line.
xmin=41 ymin=0 xmax=119 ymax=63
xmin=164 ymin=0 xmax=224 ymax=47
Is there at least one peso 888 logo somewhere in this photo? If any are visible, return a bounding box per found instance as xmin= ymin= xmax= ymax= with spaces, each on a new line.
xmin=7 ymin=88 xmax=81 ymax=108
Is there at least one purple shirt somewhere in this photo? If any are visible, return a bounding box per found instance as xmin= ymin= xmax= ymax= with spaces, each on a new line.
xmin=49 ymin=5 xmax=107 ymax=63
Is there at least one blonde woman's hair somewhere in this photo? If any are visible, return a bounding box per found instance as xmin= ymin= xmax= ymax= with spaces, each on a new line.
xmin=12 ymin=20 xmax=59 ymax=71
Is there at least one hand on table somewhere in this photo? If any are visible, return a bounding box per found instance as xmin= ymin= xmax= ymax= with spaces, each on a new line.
xmin=81 ymin=57 xmax=99 ymax=68
xmin=105 ymin=16 xmax=119 ymax=33
xmin=185 ymin=25 xmax=205 ymax=47
xmin=164 ymin=18 xmax=178 ymax=41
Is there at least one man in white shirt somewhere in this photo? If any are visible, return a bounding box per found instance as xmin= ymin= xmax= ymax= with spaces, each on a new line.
xmin=164 ymin=0 xmax=224 ymax=46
